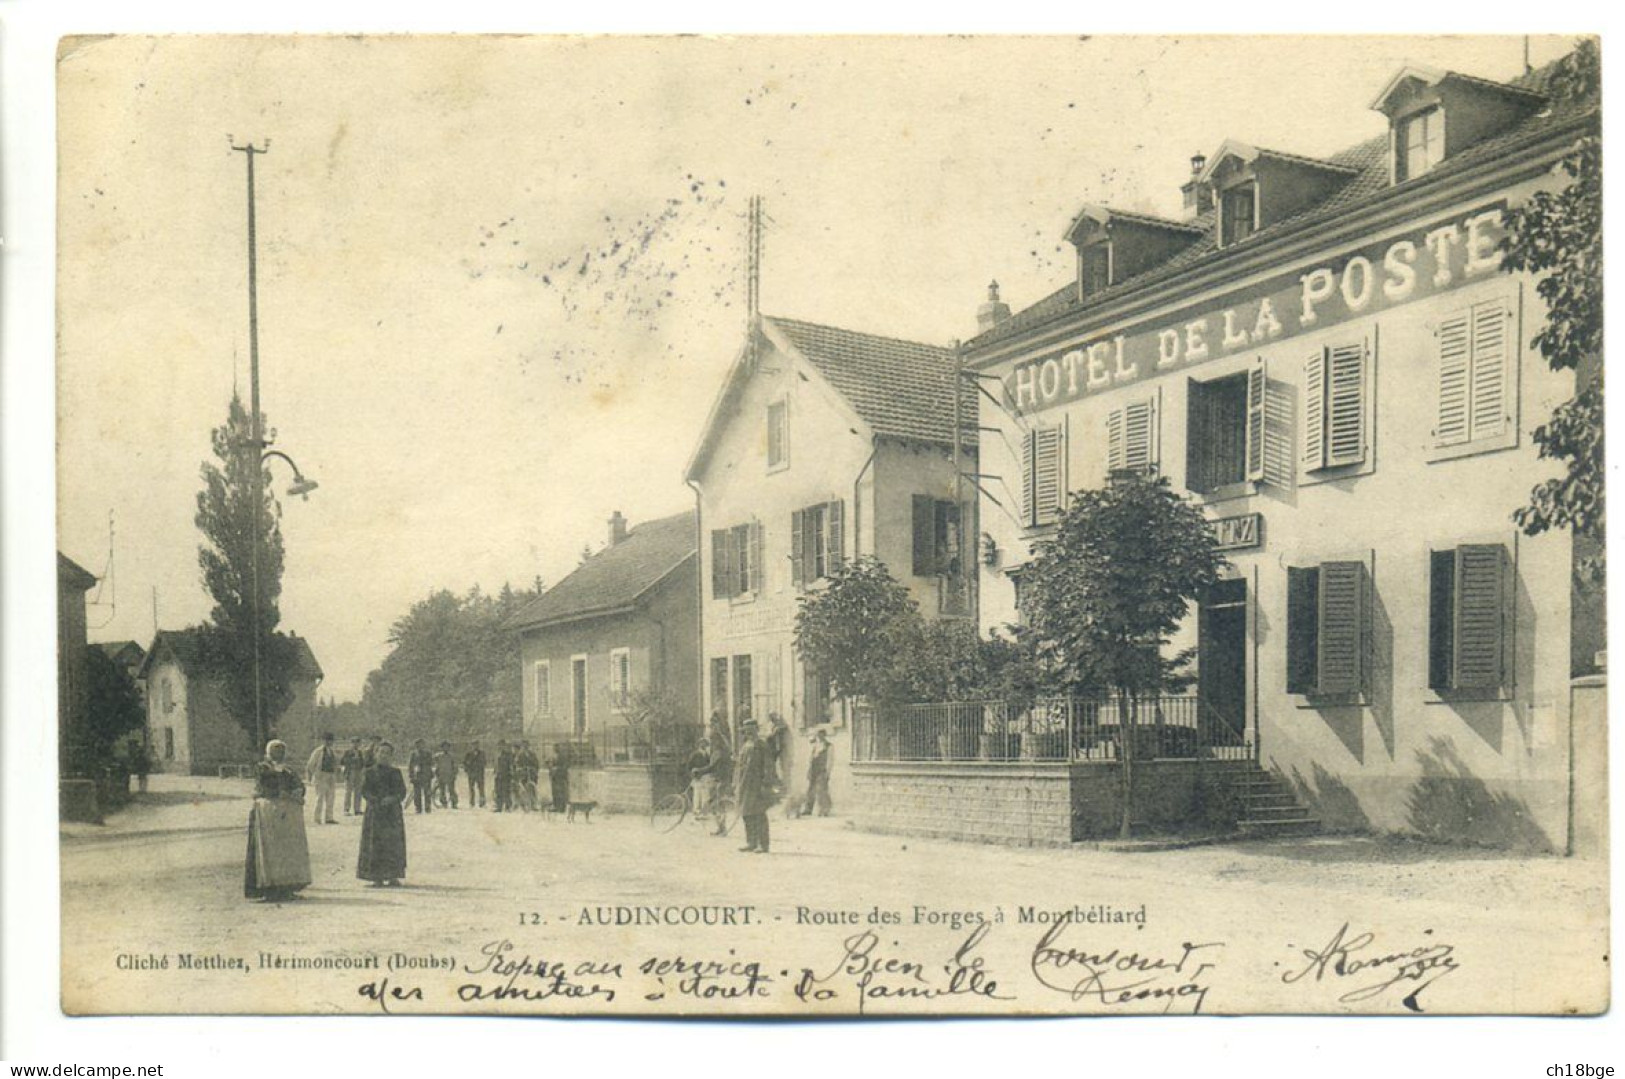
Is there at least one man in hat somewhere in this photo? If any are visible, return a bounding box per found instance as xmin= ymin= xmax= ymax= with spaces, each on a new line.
xmin=464 ymin=741 xmax=487 ymax=808
xmin=434 ymin=740 xmax=460 ymax=809
xmin=340 ymin=736 xmax=366 ymax=816
xmin=801 ymin=729 xmax=833 ymax=817
xmin=408 ymin=738 xmax=435 ymax=814
xmin=734 ymin=718 xmax=778 ymax=854
xmin=493 ymin=739 xmax=515 ymax=813
xmin=304 ymin=731 xmax=340 ymax=825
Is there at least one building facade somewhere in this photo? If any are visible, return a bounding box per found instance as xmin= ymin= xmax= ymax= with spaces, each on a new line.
xmin=967 ymin=58 xmax=1601 ymax=850
xmin=685 ymin=316 xmax=978 ymax=810
xmin=57 ymin=553 xmax=98 ymax=781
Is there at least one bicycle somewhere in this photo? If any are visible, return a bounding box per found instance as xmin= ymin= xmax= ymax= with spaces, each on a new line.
xmin=651 ymin=777 xmax=737 ymax=836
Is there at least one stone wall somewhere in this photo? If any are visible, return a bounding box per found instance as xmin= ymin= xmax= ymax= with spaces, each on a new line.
xmin=566 ymin=763 xmax=687 ymax=815
xmin=849 ymin=762 xmax=1074 ymax=846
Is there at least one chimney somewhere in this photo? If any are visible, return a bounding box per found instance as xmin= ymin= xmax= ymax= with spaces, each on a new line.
xmin=976 ymin=280 xmax=1012 ymax=333
xmin=1181 ymin=153 xmax=1213 ymax=220
xmin=608 ymin=510 xmax=628 ymax=547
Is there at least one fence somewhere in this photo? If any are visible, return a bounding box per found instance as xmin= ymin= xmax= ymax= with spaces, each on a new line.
xmin=552 ymin=723 xmax=706 ymax=768
xmin=853 ymin=696 xmax=1252 ymax=764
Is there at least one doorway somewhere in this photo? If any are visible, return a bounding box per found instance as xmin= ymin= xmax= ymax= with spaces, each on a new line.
xmin=1198 ymin=578 xmax=1248 ymax=745
xmin=571 ymin=656 xmax=588 ymax=736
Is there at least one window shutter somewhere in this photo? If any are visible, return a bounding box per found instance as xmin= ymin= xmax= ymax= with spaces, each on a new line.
xmin=1123 ymin=399 xmax=1155 ymax=473
xmin=1324 ymin=341 xmax=1367 ymax=467
xmin=1427 ymin=549 xmax=1456 ymax=691
xmin=749 ymin=522 xmax=764 ymax=594
xmin=1021 ymin=429 xmax=1037 ymax=527
xmin=1286 ymin=566 xmax=1319 ymax=694
xmin=1469 ymin=300 xmax=1510 ymax=443
xmin=1302 ymin=350 xmax=1326 ymax=470
xmin=912 ymin=494 xmax=935 ymax=576
xmin=826 ymin=499 xmax=844 ymax=570
xmin=1245 ymin=362 xmax=1267 ymax=482
xmin=790 ymin=509 xmax=805 ymax=587
xmin=1032 ymin=425 xmax=1063 ymax=525
xmin=1453 ymin=543 xmax=1506 ymax=690
xmin=1435 ymin=310 xmax=1471 ymax=447
xmin=1107 ymin=407 xmax=1125 ymax=473
xmin=1315 ymin=560 xmax=1366 ymax=695
xmin=710 ymin=529 xmax=729 ymax=599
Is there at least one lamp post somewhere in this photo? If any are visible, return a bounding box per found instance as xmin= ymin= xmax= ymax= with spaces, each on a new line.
xmin=232 ymin=138 xmax=318 ymax=752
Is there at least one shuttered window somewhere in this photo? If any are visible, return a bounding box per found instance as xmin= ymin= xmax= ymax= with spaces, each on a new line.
xmin=1285 ymin=560 xmax=1369 ymax=697
xmin=766 ymin=400 xmax=788 ymax=469
xmin=792 ymin=501 xmax=845 ymax=587
xmin=1107 ymin=398 xmax=1157 ymax=477
xmin=1304 ymin=343 xmax=1368 ymax=471
xmin=711 ymin=523 xmax=763 ymax=599
xmin=1185 ymin=373 xmax=1252 ymax=492
xmin=912 ymin=496 xmax=963 ymax=577
xmin=1435 ymin=299 xmax=1513 ymax=450
xmin=1429 ymin=543 xmax=1508 ymax=693
xmin=1023 ymin=423 xmax=1065 ymax=527
xmin=609 ymin=648 xmax=631 ymax=710
xmin=534 ymin=662 xmax=552 ymax=716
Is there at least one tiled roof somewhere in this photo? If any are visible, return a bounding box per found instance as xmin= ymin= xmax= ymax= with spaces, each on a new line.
xmin=505 ymin=511 xmax=696 ymax=631
xmin=94 ymin=640 xmax=145 ymax=662
xmin=969 ymin=57 xmax=1594 ymax=353
xmin=770 ymin=316 xmax=978 ymax=450
xmin=139 ymin=628 xmax=323 ymax=682
xmin=58 ymin=552 xmax=97 ymax=591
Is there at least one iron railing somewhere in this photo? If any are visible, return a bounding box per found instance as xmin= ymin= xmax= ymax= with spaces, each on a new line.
xmin=853 ymin=696 xmax=1252 ymax=764
xmin=552 ymin=723 xmax=706 ymax=768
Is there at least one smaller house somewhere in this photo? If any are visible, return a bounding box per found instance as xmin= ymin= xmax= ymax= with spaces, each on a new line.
xmin=94 ymin=640 xmax=148 ymax=691
xmin=505 ymin=510 xmax=699 ymax=811
xmin=59 ymin=554 xmax=100 ymax=820
xmin=139 ymin=629 xmax=324 ymax=775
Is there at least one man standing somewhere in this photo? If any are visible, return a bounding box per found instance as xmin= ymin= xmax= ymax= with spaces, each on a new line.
xmin=801 ymin=730 xmax=833 ymax=817
xmin=515 ymin=742 xmax=540 ymax=812
xmin=734 ymin=719 xmax=778 ymax=854
xmin=305 ymin=732 xmax=340 ymax=825
xmin=434 ymin=741 xmax=459 ymax=809
xmin=408 ymin=739 xmax=435 ymax=815
xmin=464 ymin=742 xmax=487 ymax=808
xmin=340 ymin=737 xmax=365 ymax=816
xmin=493 ymin=740 xmax=515 ymax=813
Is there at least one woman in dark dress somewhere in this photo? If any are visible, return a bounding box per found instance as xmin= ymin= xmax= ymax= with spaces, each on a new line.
xmin=357 ymin=741 xmax=407 ymax=887
xmin=244 ymin=740 xmax=312 ymax=901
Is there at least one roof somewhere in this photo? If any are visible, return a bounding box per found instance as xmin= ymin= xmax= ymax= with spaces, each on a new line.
xmin=138 ymin=628 xmax=324 ymax=683
xmin=769 ymin=316 xmax=978 ymax=449
xmin=1196 ymin=139 xmax=1360 ymax=184
xmin=1064 ymin=204 xmax=1207 ymax=244
xmin=58 ymin=553 xmax=97 ymax=592
xmin=1372 ymin=64 xmax=1548 ymax=112
xmin=505 ymin=511 xmax=696 ymax=632
xmin=94 ymin=640 xmax=145 ymax=663
xmin=969 ymin=56 xmax=1594 ymax=353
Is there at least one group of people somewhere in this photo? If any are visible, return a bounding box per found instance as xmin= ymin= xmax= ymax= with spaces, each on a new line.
xmin=688 ymin=711 xmax=834 ymax=856
xmin=243 ymin=732 xmax=576 ymax=902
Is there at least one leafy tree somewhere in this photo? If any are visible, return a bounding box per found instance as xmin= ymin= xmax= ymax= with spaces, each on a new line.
xmin=67 ymin=647 xmax=148 ymax=780
xmin=793 ymin=556 xmax=924 ymax=707
xmin=194 ymin=394 xmax=298 ymax=746
xmin=1019 ymin=473 xmax=1226 ymax=838
xmin=1501 ymin=39 xmax=1603 ymax=579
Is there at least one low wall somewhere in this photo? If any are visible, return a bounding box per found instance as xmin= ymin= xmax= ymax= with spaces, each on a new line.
xmin=566 ymin=763 xmax=686 ymax=815
xmin=1071 ymin=760 xmax=1244 ymax=840
xmin=849 ymin=762 xmax=1074 ymax=846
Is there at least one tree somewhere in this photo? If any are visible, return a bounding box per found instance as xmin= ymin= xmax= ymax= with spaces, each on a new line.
xmin=1019 ymin=473 xmax=1226 ymax=838
xmin=68 ymin=648 xmax=147 ymax=781
xmin=195 ymin=394 xmax=297 ymax=747
xmin=793 ymin=556 xmax=924 ymax=707
xmin=1500 ymin=39 xmax=1603 ymax=579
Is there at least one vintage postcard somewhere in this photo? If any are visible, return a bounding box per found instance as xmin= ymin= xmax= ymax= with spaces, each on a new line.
xmin=55 ymin=33 xmax=1607 ymax=1017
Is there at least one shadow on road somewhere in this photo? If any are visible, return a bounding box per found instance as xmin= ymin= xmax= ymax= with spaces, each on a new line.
xmin=1228 ymin=834 xmax=1537 ymax=866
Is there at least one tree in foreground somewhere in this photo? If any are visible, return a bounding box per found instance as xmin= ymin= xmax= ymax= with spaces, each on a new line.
xmin=793 ymin=556 xmax=923 ymax=709
xmin=1019 ymin=473 xmax=1226 ymax=838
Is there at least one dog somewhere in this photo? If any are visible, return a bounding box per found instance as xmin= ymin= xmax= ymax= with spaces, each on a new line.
xmin=565 ymin=800 xmax=597 ymax=823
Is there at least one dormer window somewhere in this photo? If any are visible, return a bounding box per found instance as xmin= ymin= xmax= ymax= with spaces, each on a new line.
xmin=1079 ymin=243 xmax=1112 ymax=297
xmin=1220 ymin=183 xmax=1257 ymax=246
xmin=1397 ymin=106 xmax=1444 ymax=182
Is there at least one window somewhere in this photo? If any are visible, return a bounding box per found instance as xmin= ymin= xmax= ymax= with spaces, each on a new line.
xmin=609 ymin=648 xmax=631 ymax=711
xmin=1020 ymin=422 xmax=1066 ymax=528
xmin=1108 ymin=397 xmax=1159 ymax=477
xmin=731 ymin=655 xmax=753 ymax=723
xmin=162 ymin=727 xmax=175 ymax=761
xmin=1286 ymin=561 xmax=1369 ymax=697
xmin=911 ymin=496 xmax=964 ymax=578
xmin=1303 ymin=342 xmax=1369 ymax=471
xmin=710 ymin=657 xmax=730 ymax=719
xmin=1220 ymin=183 xmax=1257 ymax=245
xmin=1434 ymin=298 xmax=1514 ymax=454
xmin=1429 ymin=544 xmax=1509 ymax=695
xmin=802 ymin=666 xmax=832 ymax=729
xmin=766 ymin=399 xmax=789 ymax=470
xmin=533 ymin=661 xmax=552 ymax=717
xmin=791 ymin=500 xmax=844 ymax=586
xmin=1397 ymin=107 xmax=1444 ymax=182
xmin=1186 ymin=369 xmax=1262 ymax=493
xmin=159 ymin=676 xmax=174 ymax=714
xmin=710 ymin=521 xmax=764 ymax=599
xmin=570 ymin=655 xmax=589 ymax=734
xmin=1079 ymin=243 xmax=1112 ymax=296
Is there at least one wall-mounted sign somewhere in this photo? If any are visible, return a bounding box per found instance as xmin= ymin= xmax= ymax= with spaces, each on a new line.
xmin=1212 ymin=512 xmax=1263 ymax=552
xmin=1003 ymin=203 xmax=1507 ymax=415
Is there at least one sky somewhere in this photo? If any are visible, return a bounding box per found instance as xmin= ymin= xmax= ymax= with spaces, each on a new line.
xmin=55 ymin=33 xmax=1581 ymax=700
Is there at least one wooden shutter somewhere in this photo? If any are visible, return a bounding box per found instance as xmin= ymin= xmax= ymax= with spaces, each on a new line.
xmin=790 ymin=509 xmax=805 ymax=587
xmin=827 ymin=500 xmax=845 ymax=570
xmin=1435 ymin=310 xmax=1471 ymax=447
xmin=1021 ymin=429 xmax=1037 ymax=527
xmin=1427 ymin=549 xmax=1456 ymax=691
xmin=1315 ymin=560 xmax=1366 ymax=695
xmin=1325 ymin=342 xmax=1367 ymax=467
xmin=1286 ymin=566 xmax=1319 ymax=694
xmin=1123 ymin=399 xmax=1155 ymax=473
xmin=912 ymin=494 xmax=935 ymax=576
xmin=711 ymin=529 xmax=730 ymax=599
xmin=1032 ymin=425 xmax=1063 ymax=525
xmin=749 ymin=522 xmax=764 ymax=594
xmin=1245 ymin=363 xmax=1267 ymax=482
xmin=1302 ymin=350 xmax=1326 ymax=470
xmin=1107 ymin=407 xmax=1126 ymax=474
xmin=1453 ymin=543 xmax=1506 ymax=690
xmin=1469 ymin=300 xmax=1510 ymax=443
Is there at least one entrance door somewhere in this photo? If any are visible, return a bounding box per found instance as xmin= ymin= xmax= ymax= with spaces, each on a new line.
xmin=1197 ymin=578 xmax=1247 ymax=744
xmin=571 ymin=656 xmax=588 ymax=735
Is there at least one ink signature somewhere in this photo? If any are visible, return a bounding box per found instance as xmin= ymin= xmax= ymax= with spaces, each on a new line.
xmin=1281 ymin=923 xmax=1458 ymax=1012
xmin=795 ymin=923 xmax=1013 ymax=1014
xmin=1028 ymin=916 xmax=1222 ymax=1013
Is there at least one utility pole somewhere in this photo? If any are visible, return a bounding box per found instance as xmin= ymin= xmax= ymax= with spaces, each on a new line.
xmin=232 ymin=138 xmax=270 ymax=754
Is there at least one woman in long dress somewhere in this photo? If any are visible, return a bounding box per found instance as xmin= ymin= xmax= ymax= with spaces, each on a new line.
xmin=244 ymin=740 xmax=313 ymax=901
xmin=357 ymin=741 xmax=407 ymax=887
